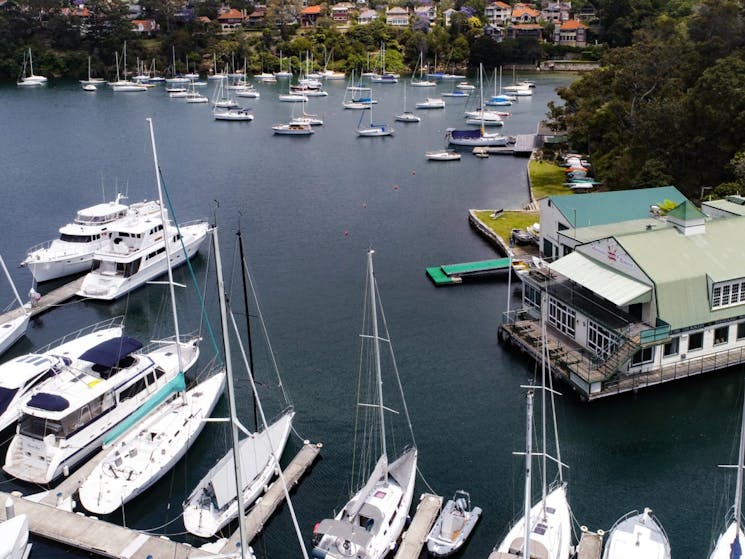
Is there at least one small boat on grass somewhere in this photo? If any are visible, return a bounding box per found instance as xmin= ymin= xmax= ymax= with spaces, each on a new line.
xmin=426 ymin=150 xmax=461 ymax=161
xmin=426 ymin=490 xmax=481 ymax=557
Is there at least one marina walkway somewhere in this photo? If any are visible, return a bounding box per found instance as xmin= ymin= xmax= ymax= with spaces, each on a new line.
xmin=0 ymin=276 xmax=83 ymax=323
xmin=426 ymin=258 xmax=513 ymax=285
xmin=577 ymin=527 xmax=603 ymax=559
xmin=0 ymin=490 xmax=214 ymax=559
xmin=221 ymin=441 xmax=322 ymax=550
xmin=394 ymin=493 xmax=442 ymax=559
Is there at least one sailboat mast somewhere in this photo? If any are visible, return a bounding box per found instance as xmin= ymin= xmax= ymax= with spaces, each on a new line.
xmin=146 ymin=118 xmax=183 ymax=374
xmin=29 ymin=48 xmax=34 ymax=76
xmin=367 ymin=250 xmax=388 ymax=477
xmin=523 ymin=390 xmax=534 ymax=559
xmin=213 ymin=227 xmax=250 ymax=559
xmin=0 ymin=255 xmax=25 ymax=310
xmin=541 ymin=296 xmax=548 ymax=507
xmin=735 ymin=390 xmax=745 ymax=533
xmin=237 ymin=228 xmax=259 ymax=432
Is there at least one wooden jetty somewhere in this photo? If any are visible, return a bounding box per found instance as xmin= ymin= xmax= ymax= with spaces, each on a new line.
xmin=0 ymin=276 xmax=83 ymax=323
xmin=426 ymin=257 xmax=513 ymax=286
xmin=0 ymin=490 xmax=214 ymax=559
xmin=220 ymin=441 xmax=322 ymax=551
xmin=577 ymin=527 xmax=604 ymax=559
xmin=472 ymin=134 xmax=536 ymax=157
xmin=394 ymin=493 xmax=442 ymax=559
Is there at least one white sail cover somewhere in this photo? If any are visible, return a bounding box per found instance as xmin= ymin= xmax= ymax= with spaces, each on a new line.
xmin=345 ymin=454 xmax=388 ymax=520
xmin=208 ymin=413 xmax=292 ymax=509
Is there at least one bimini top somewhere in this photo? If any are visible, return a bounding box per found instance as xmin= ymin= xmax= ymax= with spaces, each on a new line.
xmin=78 ymin=336 xmax=143 ymax=368
xmin=449 ymin=129 xmax=481 ymax=139
xmin=28 ymin=392 xmax=69 ymax=411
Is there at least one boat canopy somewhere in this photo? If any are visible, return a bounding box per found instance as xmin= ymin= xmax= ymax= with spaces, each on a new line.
xmin=28 ymin=392 xmax=70 ymax=411
xmin=79 ymin=336 xmax=143 ymax=368
xmin=450 ymin=129 xmax=481 ymax=139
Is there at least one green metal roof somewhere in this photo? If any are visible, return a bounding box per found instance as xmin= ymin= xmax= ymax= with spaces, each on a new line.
xmin=666 ymin=200 xmax=706 ymax=222
xmin=616 ymin=216 xmax=745 ymax=330
xmin=548 ymin=186 xmax=686 ymax=229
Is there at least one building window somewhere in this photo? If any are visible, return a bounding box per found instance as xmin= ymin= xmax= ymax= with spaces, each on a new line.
xmin=524 ymin=283 xmax=540 ymax=311
xmin=711 ymin=279 xmax=745 ymax=309
xmin=547 ymin=297 xmax=575 ymax=337
xmin=543 ymin=239 xmax=553 ymax=259
xmin=738 ymin=322 xmax=745 ymax=340
xmin=663 ymin=337 xmax=679 ymax=357
xmin=688 ymin=332 xmax=704 ymax=352
xmin=587 ymin=320 xmax=619 ymax=359
xmin=714 ymin=326 xmax=730 ymax=345
xmin=631 ymin=346 xmax=654 ymax=366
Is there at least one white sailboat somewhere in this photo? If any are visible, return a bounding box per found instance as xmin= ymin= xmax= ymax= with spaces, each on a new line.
xmin=395 ymin=82 xmax=420 ymax=122
xmin=17 ymin=48 xmax=47 ymax=87
xmin=182 ymin=227 xmax=297 ymax=539
xmin=290 ymin=97 xmax=324 ymax=126
xmin=485 ymin=67 xmax=515 ymax=106
xmin=357 ymin=91 xmax=394 ymax=136
xmin=0 ymin=255 xmax=29 ymax=358
xmin=489 ymin=298 xmax=571 ymax=559
xmin=708 ymin=389 xmax=745 ymax=558
xmin=603 ymin=508 xmax=671 ymax=559
xmin=109 ymin=44 xmax=147 ymax=92
xmin=80 ymin=56 xmax=105 ymax=87
xmin=311 ymin=250 xmax=418 ymax=559
xmin=410 ymin=51 xmax=436 ymax=87
xmin=76 ymin=119 xmax=225 ymax=515
xmin=274 ymin=51 xmax=292 ymax=79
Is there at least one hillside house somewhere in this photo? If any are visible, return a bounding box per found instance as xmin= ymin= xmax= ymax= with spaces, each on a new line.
xmin=386 ymin=6 xmax=409 ymax=26
xmin=484 ymin=1 xmax=511 ymax=25
xmin=554 ymin=18 xmax=589 ymax=46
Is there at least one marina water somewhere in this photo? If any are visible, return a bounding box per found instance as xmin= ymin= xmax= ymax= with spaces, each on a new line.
xmin=0 ymin=74 xmax=737 ymax=558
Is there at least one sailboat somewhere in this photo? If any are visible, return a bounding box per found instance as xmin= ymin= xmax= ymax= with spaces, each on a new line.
xmin=274 ymin=51 xmax=292 ymax=79
xmin=17 ymin=48 xmax=47 ymax=87
xmin=80 ymin=56 xmax=105 ymax=88
xmin=311 ymin=250 xmax=418 ymax=559
xmin=76 ymin=119 xmax=226 ymax=515
xmin=357 ymin=90 xmax=394 ymax=136
xmin=165 ymin=47 xmax=189 ymax=86
xmin=395 ymin=82 xmax=420 ymax=122
xmin=0 ymin=255 xmax=30 ymax=357
xmin=708 ymin=389 xmax=745 ymax=558
xmin=446 ymin=64 xmax=508 ymax=147
xmin=489 ymin=298 xmax=571 ymax=559
xmin=290 ymin=96 xmax=324 ymax=126
xmin=109 ymin=43 xmax=147 ymax=92
xmin=182 ymin=227 xmax=296 ymax=538
xmin=485 ymin=67 xmax=515 ymax=106
xmin=410 ymin=51 xmax=436 ymax=87
xmin=279 ymin=59 xmax=308 ymax=102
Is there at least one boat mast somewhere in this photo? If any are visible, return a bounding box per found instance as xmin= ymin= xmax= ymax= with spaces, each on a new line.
xmin=236 ymin=227 xmax=259 ymax=431
xmin=0 ymin=255 xmax=25 ymax=311
xmin=523 ymin=390 xmax=534 ymax=559
xmin=213 ymin=226 xmax=250 ymax=559
xmin=146 ymin=118 xmax=184 ymax=381
xmin=541 ymin=296 xmax=548 ymax=509
xmin=29 ymin=48 xmax=34 ymax=76
xmin=367 ymin=250 xmax=388 ymax=480
xmin=735 ymin=389 xmax=745 ymax=534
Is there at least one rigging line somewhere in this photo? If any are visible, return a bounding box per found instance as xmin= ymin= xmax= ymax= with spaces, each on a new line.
xmin=351 ymin=266 xmax=371 ymax=493
xmin=241 ymin=259 xmax=294 ymax=407
xmin=139 ymin=512 xmax=188 ymax=533
xmin=157 ymin=168 xmax=222 ymax=365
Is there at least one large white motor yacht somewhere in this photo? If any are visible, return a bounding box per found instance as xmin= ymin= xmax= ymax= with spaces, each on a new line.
xmin=21 ymin=196 xmax=160 ymax=283
xmin=76 ymin=205 xmax=209 ymax=301
xmin=3 ymin=333 xmax=200 ymax=484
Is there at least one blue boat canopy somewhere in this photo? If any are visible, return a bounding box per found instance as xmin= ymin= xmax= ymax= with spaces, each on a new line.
xmin=28 ymin=393 xmax=69 ymax=411
xmin=78 ymin=336 xmax=143 ymax=368
xmin=450 ymin=129 xmax=481 ymax=139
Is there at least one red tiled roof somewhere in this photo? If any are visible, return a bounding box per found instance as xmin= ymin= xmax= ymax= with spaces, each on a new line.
xmin=494 ymin=1 xmax=510 ymax=8
xmin=218 ymin=8 xmax=244 ymax=20
xmin=513 ymin=5 xmax=539 ymax=18
xmin=302 ymin=5 xmax=323 ymax=15
xmin=561 ymin=19 xmax=588 ymax=30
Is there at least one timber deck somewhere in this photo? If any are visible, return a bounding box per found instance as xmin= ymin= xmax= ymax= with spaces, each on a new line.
xmin=0 ymin=276 xmax=84 ymax=323
xmin=577 ymin=528 xmax=603 ymax=559
xmin=0 ymin=491 xmax=214 ymax=559
xmin=394 ymin=493 xmax=442 ymax=559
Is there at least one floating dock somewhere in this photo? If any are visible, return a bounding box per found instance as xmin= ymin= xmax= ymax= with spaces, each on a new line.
xmin=221 ymin=441 xmax=322 ymax=551
xmin=577 ymin=527 xmax=604 ymax=559
xmin=426 ymin=257 xmax=513 ymax=285
xmin=0 ymin=490 xmax=213 ymax=559
xmin=394 ymin=493 xmax=442 ymax=559
xmin=472 ymin=134 xmax=536 ymax=157
xmin=0 ymin=276 xmax=83 ymax=324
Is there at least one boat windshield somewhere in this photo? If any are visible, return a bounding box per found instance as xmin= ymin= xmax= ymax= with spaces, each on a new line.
xmin=60 ymin=233 xmax=100 ymax=243
xmin=20 ymin=393 xmax=107 ymax=439
xmin=0 ymin=386 xmax=19 ymax=415
xmin=19 ymin=415 xmax=63 ymax=440
xmin=75 ymin=210 xmax=126 ymax=225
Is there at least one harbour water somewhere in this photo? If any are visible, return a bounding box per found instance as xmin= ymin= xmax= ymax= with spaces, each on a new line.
xmin=0 ymin=74 xmax=740 ymax=559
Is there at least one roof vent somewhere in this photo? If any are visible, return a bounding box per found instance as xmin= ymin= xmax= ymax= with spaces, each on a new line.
xmin=646 ymin=224 xmax=653 ymax=231
xmin=650 ymin=205 xmax=660 ymax=217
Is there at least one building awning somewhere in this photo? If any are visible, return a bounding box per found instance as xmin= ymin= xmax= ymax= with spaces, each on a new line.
xmin=548 ymin=252 xmax=653 ymax=306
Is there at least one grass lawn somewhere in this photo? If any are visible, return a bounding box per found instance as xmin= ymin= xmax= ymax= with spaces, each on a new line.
xmin=473 ymin=210 xmax=539 ymax=241
xmin=529 ymin=160 xmax=573 ymax=199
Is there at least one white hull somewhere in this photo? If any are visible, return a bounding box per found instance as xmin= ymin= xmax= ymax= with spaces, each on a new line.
xmin=710 ymin=521 xmax=744 ymax=559
xmin=415 ymin=98 xmax=445 ymax=109
xmin=395 ymin=112 xmax=420 ymax=123
xmin=273 ymin=124 xmax=314 ymax=135
xmin=4 ymin=339 xmax=200 ymax=484
xmin=490 ymin=484 xmax=571 ymax=559
xmin=426 ymin=150 xmax=461 ymax=161
xmin=312 ymin=447 xmax=418 ymax=559
xmin=0 ymin=515 xmax=30 ymax=559
xmin=182 ymin=409 xmax=295 ymax=537
xmin=357 ymin=126 xmax=394 ymax=137
xmin=603 ymin=508 xmax=671 ymax=559
xmin=447 ymin=133 xmax=508 ymax=147
xmin=214 ymin=109 xmax=254 ymax=121
xmin=77 ymin=221 xmax=209 ymax=301
xmin=78 ymin=372 xmax=226 ymax=514
xmin=24 ymin=244 xmax=103 ymax=282
xmin=426 ymin=494 xmax=481 ymax=557
xmin=0 ymin=315 xmax=29 ymax=358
